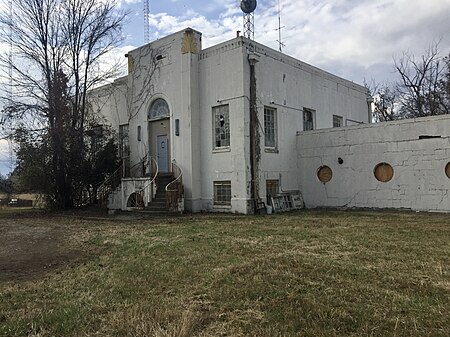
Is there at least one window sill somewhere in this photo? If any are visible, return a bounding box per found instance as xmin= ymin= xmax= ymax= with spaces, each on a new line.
xmin=213 ymin=147 xmax=231 ymax=153
xmin=265 ymin=148 xmax=279 ymax=153
xmin=213 ymin=204 xmax=232 ymax=209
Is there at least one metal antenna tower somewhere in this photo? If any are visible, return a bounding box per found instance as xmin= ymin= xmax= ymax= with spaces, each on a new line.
xmin=143 ymin=0 xmax=150 ymax=43
xmin=8 ymin=0 xmax=14 ymax=174
xmin=276 ymin=0 xmax=285 ymax=52
xmin=241 ymin=1 xmax=257 ymax=40
xmin=243 ymin=12 xmax=255 ymax=40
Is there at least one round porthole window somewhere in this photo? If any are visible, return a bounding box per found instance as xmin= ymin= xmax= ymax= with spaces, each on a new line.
xmin=374 ymin=162 xmax=394 ymax=182
xmin=317 ymin=165 xmax=332 ymax=183
xmin=445 ymin=162 xmax=450 ymax=179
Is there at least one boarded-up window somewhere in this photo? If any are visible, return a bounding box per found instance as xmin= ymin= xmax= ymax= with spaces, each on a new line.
xmin=317 ymin=166 xmax=332 ymax=183
xmin=374 ymin=163 xmax=394 ymax=182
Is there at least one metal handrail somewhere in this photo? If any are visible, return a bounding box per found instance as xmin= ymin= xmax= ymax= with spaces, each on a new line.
xmin=165 ymin=160 xmax=183 ymax=212
xmin=136 ymin=156 xmax=159 ymax=205
xmin=165 ymin=160 xmax=182 ymax=192
xmin=96 ymin=162 xmax=123 ymax=207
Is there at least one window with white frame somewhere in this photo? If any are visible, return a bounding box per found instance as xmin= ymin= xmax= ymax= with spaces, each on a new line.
xmin=119 ymin=124 xmax=129 ymax=159
xmin=119 ymin=124 xmax=130 ymax=176
xmin=303 ymin=108 xmax=315 ymax=131
xmin=213 ymin=105 xmax=230 ymax=149
xmin=333 ymin=115 xmax=343 ymax=128
xmin=264 ymin=107 xmax=277 ymax=149
xmin=214 ymin=181 xmax=231 ymax=205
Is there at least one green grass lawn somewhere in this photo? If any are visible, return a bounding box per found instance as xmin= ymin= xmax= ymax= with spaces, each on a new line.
xmin=0 ymin=210 xmax=449 ymax=336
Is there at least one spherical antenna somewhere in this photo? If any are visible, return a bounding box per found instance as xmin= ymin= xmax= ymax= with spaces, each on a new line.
xmin=240 ymin=0 xmax=257 ymax=14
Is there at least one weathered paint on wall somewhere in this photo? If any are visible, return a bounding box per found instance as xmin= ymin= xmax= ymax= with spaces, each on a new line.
xmin=92 ymin=28 xmax=371 ymax=214
xmin=297 ymin=115 xmax=450 ymax=212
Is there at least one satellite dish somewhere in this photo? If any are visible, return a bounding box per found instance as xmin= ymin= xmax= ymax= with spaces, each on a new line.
xmin=240 ymin=0 xmax=257 ymax=14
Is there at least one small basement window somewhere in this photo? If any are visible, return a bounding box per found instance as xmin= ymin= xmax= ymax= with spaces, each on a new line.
xmin=214 ymin=181 xmax=231 ymax=205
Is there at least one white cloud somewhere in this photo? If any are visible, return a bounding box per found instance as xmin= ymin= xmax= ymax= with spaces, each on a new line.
xmin=144 ymin=0 xmax=450 ymax=84
xmin=0 ymin=139 xmax=13 ymax=175
xmin=259 ymin=0 xmax=450 ymax=82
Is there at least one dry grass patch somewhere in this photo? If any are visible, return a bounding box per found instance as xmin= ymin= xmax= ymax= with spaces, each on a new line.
xmin=0 ymin=210 xmax=449 ymax=336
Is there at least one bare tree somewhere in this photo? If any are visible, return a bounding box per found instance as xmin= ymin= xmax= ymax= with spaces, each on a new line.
xmin=0 ymin=0 xmax=127 ymax=208
xmin=365 ymin=79 xmax=399 ymax=122
xmin=394 ymin=42 xmax=449 ymax=118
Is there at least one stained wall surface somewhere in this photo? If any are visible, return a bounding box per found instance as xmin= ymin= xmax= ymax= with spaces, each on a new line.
xmin=91 ymin=28 xmax=372 ymax=214
xmin=297 ymin=115 xmax=450 ymax=212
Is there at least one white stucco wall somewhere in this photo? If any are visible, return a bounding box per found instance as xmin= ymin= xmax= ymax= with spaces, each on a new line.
xmin=297 ymin=115 xmax=450 ymax=212
xmin=88 ymin=77 xmax=128 ymax=129
xmin=91 ymin=28 xmax=375 ymax=214
xmin=249 ymin=40 xmax=370 ymax=202
xmin=198 ymin=39 xmax=250 ymax=214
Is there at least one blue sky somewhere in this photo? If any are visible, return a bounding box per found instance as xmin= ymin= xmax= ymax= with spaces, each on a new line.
xmin=1 ymin=0 xmax=450 ymax=175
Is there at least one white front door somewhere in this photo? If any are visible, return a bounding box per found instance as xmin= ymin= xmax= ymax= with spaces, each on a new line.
xmin=157 ymin=134 xmax=169 ymax=172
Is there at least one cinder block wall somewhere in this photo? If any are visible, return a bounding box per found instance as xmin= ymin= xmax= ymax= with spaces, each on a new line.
xmin=297 ymin=115 xmax=450 ymax=212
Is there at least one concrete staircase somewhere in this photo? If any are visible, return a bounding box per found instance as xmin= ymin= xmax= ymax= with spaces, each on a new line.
xmin=142 ymin=173 xmax=174 ymax=214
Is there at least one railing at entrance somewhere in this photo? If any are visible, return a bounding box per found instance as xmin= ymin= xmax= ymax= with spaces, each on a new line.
xmin=166 ymin=160 xmax=183 ymax=212
xmin=97 ymin=162 xmax=123 ymax=208
xmin=136 ymin=156 xmax=159 ymax=206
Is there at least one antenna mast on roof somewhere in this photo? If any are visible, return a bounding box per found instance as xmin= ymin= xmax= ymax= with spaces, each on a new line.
xmin=276 ymin=0 xmax=285 ymax=52
xmin=144 ymin=0 xmax=150 ymax=43
xmin=240 ymin=0 xmax=257 ymax=40
xmin=8 ymin=0 xmax=14 ymax=175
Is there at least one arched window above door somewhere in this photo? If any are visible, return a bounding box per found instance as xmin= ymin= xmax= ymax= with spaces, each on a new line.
xmin=148 ymin=98 xmax=170 ymax=120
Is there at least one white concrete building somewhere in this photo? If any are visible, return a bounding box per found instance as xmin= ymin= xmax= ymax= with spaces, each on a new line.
xmin=92 ymin=28 xmax=449 ymax=214
xmin=297 ymin=115 xmax=450 ymax=212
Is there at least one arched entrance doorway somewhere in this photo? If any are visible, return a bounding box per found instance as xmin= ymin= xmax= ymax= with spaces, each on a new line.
xmin=148 ymin=98 xmax=171 ymax=173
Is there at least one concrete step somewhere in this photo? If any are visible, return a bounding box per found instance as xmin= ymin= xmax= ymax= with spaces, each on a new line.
xmin=137 ymin=210 xmax=180 ymax=216
xmin=148 ymin=201 xmax=166 ymax=207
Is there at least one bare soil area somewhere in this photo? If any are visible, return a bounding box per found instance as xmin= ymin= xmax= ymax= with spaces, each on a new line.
xmin=0 ymin=212 xmax=92 ymax=282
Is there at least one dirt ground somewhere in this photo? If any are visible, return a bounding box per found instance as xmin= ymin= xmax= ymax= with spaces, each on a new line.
xmin=0 ymin=210 xmax=99 ymax=283
xmin=0 ymin=208 xmax=168 ymax=283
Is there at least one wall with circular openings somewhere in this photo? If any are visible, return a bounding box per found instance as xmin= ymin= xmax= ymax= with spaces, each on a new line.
xmin=446 ymin=162 xmax=450 ymax=179
xmin=374 ymin=162 xmax=394 ymax=182
xmin=317 ymin=165 xmax=333 ymax=183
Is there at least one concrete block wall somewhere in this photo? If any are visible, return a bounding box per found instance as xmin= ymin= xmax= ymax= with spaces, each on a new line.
xmin=297 ymin=115 xmax=450 ymax=212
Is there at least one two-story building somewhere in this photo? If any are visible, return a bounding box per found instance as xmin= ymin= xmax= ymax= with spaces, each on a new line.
xmin=91 ymin=28 xmax=371 ymax=214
